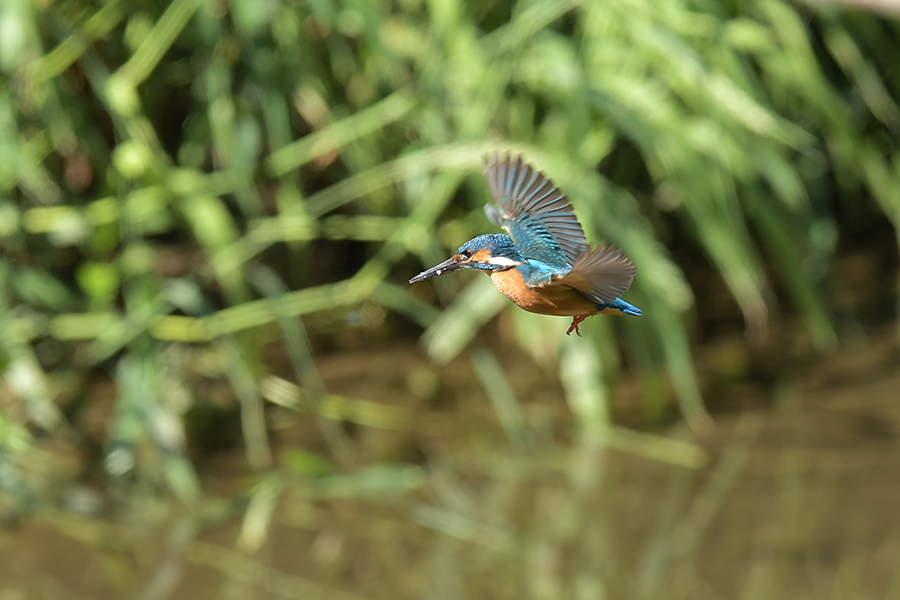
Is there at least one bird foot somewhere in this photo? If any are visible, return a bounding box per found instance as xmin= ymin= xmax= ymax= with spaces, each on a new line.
xmin=566 ymin=315 xmax=589 ymax=336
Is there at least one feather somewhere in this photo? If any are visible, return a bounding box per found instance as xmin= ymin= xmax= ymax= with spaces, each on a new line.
xmin=483 ymin=154 xmax=588 ymax=269
xmin=559 ymin=244 xmax=636 ymax=305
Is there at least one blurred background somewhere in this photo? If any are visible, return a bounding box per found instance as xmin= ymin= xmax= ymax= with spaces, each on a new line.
xmin=1 ymin=0 xmax=900 ymax=597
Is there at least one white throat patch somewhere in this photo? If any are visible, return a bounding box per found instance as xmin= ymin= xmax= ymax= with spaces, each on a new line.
xmin=487 ymin=256 xmax=521 ymax=267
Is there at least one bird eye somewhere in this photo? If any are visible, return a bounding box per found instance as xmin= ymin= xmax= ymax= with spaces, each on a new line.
xmin=461 ymin=249 xmax=473 ymax=259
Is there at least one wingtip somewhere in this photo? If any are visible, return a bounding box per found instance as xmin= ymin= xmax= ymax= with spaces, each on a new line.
xmin=483 ymin=151 xmax=524 ymax=171
xmin=483 ymin=203 xmax=503 ymax=228
xmin=483 ymin=150 xmax=511 ymax=167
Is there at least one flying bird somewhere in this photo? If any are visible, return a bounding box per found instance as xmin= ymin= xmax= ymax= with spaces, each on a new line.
xmin=410 ymin=154 xmax=641 ymax=335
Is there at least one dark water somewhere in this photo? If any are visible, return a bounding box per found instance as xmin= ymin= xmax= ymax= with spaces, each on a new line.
xmin=1 ymin=314 xmax=899 ymax=599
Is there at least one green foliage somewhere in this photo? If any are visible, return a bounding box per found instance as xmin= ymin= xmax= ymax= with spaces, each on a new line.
xmin=0 ymin=0 xmax=899 ymax=596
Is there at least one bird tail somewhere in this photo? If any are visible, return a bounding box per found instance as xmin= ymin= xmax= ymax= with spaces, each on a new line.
xmin=603 ymin=298 xmax=642 ymax=316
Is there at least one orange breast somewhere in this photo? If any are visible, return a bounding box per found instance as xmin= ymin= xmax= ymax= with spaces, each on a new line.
xmin=489 ymin=269 xmax=598 ymax=317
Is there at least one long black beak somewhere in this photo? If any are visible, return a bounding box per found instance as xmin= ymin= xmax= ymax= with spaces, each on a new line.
xmin=409 ymin=256 xmax=463 ymax=283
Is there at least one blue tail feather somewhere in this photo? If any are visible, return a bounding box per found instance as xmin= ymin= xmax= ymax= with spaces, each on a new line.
xmin=604 ymin=298 xmax=642 ymax=316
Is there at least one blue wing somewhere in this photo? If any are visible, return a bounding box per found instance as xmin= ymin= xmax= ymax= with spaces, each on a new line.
xmin=483 ymin=154 xmax=589 ymax=276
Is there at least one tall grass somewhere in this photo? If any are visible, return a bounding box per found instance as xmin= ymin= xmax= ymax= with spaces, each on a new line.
xmin=0 ymin=0 xmax=899 ymax=597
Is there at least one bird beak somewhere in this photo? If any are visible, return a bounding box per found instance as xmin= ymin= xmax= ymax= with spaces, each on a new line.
xmin=409 ymin=256 xmax=463 ymax=283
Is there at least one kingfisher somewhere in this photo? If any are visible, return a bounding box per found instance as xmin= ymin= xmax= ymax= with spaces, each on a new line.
xmin=409 ymin=153 xmax=641 ymax=335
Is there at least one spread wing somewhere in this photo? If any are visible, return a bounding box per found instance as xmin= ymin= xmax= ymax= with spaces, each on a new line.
xmin=556 ymin=244 xmax=636 ymax=305
xmin=483 ymin=154 xmax=589 ymax=272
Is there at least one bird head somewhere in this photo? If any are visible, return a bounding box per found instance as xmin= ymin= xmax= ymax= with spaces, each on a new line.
xmin=409 ymin=234 xmax=523 ymax=283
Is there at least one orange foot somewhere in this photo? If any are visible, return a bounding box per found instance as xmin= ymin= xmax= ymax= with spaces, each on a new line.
xmin=566 ymin=315 xmax=589 ymax=336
